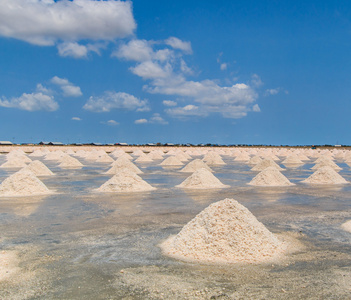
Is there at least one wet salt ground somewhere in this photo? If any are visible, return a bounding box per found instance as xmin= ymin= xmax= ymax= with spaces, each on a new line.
xmin=1 ymin=154 xmax=351 ymax=299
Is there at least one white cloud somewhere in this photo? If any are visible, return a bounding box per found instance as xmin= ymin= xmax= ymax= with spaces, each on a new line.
xmin=113 ymin=39 xmax=153 ymax=62
xmin=83 ymin=91 xmax=150 ymax=113
xmin=252 ymin=104 xmax=261 ymax=112
xmin=180 ymin=59 xmax=193 ymax=75
xmin=51 ymin=76 xmax=82 ymax=97
xmin=0 ymin=0 xmax=136 ymax=46
xmin=134 ymin=114 xmax=168 ymax=125
xmin=150 ymin=113 xmax=168 ymax=125
xmin=57 ymin=42 xmax=88 ymax=58
xmin=264 ymin=88 xmax=280 ymax=96
xmin=135 ymin=118 xmax=148 ymax=124
xmin=165 ymin=37 xmax=192 ymax=54
xmin=72 ymin=117 xmax=82 ymax=121
xmin=106 ymin=120 xmax=119 ymax=126
xmin=163 ymin=100 xmax=177 ymax=107
xmin=166 ymin=104 xmax=206 ymax=117
xmin=220 ymin=63 xmax=227 ymax=71
xmin=0 ymin=92 xmax=58 ymax=112
xmin=130 ymin=61 xmax=172 ymax=80
xmin=251 ymin=74 xmax=263 ymax=88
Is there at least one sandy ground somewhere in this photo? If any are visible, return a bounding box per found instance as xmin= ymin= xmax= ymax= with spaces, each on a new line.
xmin=1 ymin=147 xmax=351 ymax=299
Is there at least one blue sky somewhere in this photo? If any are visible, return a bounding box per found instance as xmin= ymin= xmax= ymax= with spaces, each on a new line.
xmin=0 ymin=0 xmax=350 ymax=145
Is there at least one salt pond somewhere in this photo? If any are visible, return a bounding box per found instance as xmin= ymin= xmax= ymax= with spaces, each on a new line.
xmin=1 ymin=152 xmax=351 ymax=299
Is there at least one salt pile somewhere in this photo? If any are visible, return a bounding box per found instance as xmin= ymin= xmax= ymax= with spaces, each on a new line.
xmin=29 ymin=150 xmax=45 ymax=157
xmin=95 ymin=170 xmax=156 ymax=193
xmin=341 ymin=220 xmax=351 ymax=233
xmin=22 ymin=160 xmax=54 ymax=176
xmin=160 ymin=198 xmax=286 ymax=263
xmin=160 ymin=156 xmax=184 ymax=166
xmin=45 ymin=151 xmax=65 ymax=161
xmin=6 ymin=153 xmax=32 ymax=163
xmin=312 ymin=160 xmax=342 ymax=171
xmin=251 ymin=159 xmax=284 ymax=171
xmin=96 ymin=154 xmax=114 ymax=163
xmin=234 ymin=152 xmax=251 ymax=162
xmin=282 ymin=155 xmax=303 ymax=165
xmin=302 ymin=166 xmax=348 ymax=185
xmin=248 ymin=155 xmax=263 ymax=165
xmin=106 ymin=157 xmax=142 ymax=174
xmin=58 ymin=155 xmax=84 ymax=168
xmin=180 ymin=159 xmax=213 ymax=173
xmin=0 ymin=158 xmax=28 ymax=169
xmin=135 ymin=154 xmax=154 ymax=163
xmin=248 ymin=167 xmax=294 ymax=187
xmin=176 ymin=168 xmax=229 ymax=189
xmin=203 ymin=153 xmax=226 ymax=165
xmin=0 ymin=169 xmax=53 ymax=197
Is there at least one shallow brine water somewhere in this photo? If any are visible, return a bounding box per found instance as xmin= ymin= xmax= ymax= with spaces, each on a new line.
xmin=1 ymin=154 xmax=351 ymax=299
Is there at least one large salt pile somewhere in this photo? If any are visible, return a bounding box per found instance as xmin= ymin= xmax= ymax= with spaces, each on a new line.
xmin=160 ymin=198 xmax=286 ymax=263
xmin=251 ymin=159 xmax=284 ymax=171
xmin=160 ymin=156 xmax=184 ymax=166
xmin=29 ymin=149 xmax=45 ymax=157
xmin=302 ymin=166 xmax=348 ymax=185
xmin=22 ymin=160 xmax=54 ymax=176
xmin=58 ymin=155 xmax=84 ymax=168
xmin=95 ymin=170 xmax=156 ymax=193
xmin=176 ymin=168 xmax=229 ymax=189
xmin=180 ymin=159 xmax=213 ymax=173
xmin=0 ymin=169 xmax=53 ymax=197
xmin=106 ymin=157 xmax=142 ymax=174
xmin=248 ymin=167 xmax=294 ymax=187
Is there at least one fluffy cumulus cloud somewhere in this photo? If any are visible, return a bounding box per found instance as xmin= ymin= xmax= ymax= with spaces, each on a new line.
xmin=51 ymin=76 xmax=82 ymax=97
xmin=134 ymin=118 xmax=148 ymax=124
xmin=165 ymin=37 xmax=192 ymax=54
xmin=115 ymin=38 xmax=260 ymax=119
xmin=0 ymin=0 xmax=136 ymax=57
xmin=0 ymin=84 xmax=58 ymax=111
xmin=134 ymin=113 xmax=168 ymax=125
xmin=83 ymin=91 xmax=150 ymax=113
xmin=163 ymin=100 xmax=177 ymax=107
xmin=102 ymin=120 xmax=119 ymax=126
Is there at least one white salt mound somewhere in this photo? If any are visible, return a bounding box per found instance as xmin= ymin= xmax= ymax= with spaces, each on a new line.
xmin=312 ymin=160 xmax=342 ymax=171
xmin=96 ymin=154 xmax=114 ymax=163
xmin=176 ymin=168 xmax=229 ymax=189
xmin=58 ymin=155 xmax=84 ymax=168
xmin=282 ymin=155 xmax=303 ymax=164
xmin=160 ymin=198 xmax=286 ymax=264
xmin=180 ymin=159 xmax=213 ymax=173
xmin=248 ymin=155 xmax=263 ymax=165
xmin=341 ymin=220 xmax=351 ymax=233
xmin=251 ymin=159 xmax=284 ymax=171
xmin=203 ymin=153 xmax=226 ymax=165
xmin=22 ymin=160 xmax=54 ymax=176
xmin=0 ymin=169 xmax=53 ymax=197
xmin=160 ymin=156 xmax=184 ymax=166
xmin=135 ymin=154 xmax=154 ymax=163
xmin=0 ymin=159 xmax=28 ymax=169
xmin=95 ymin=171 xmax=156 ymax=193
xmin=248 ymin=167 xmax=294 ymax=187
xmin=107 ymin=157 xmax=142 ymax=174
xmin=302 ymin=166 xmax=348 ymax=185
